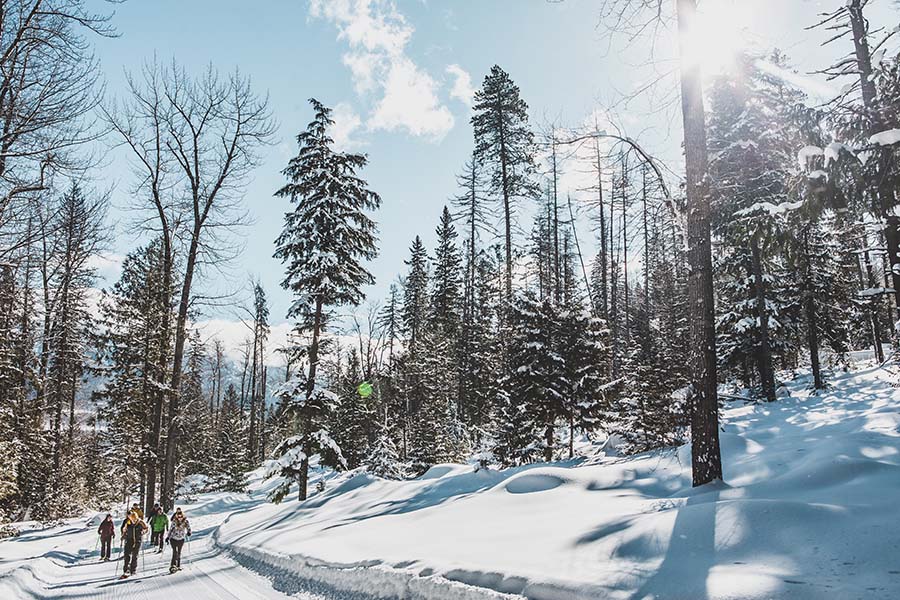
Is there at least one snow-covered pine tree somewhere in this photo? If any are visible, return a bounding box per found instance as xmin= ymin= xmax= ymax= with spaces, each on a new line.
xmin=427 ymin=207 xmax=468 ymax=460
xmin=464 ymin=249 xmax=502 ymax=439
xmin=42 ymin=184 xmax=106 ymax=517
xmin=812 ymin=0 xmax=900 ymax=323
xmin=365 ymin=416 xmax=403 ymax=480
xmin=397 ymin=236 xmax=430 ymax=458
xmin=272 ymin=98 xmax=380 ymax=501
xmin=267 ymin=376 xmax=345 ymax=503
xmin=402 ymin=236 xmax=430 ymax=356
xmin=177 ymin=332 xmax=215 ymax=482
xmin=215 ymin=384 xmax=248 ymax=492
xmin=707 ymin=53 xmax=806 ymax=400
xmin=472 ymin=65 xmax=538 ymax=306
xmin=330 ymin=348 xmax=376 ymax=469
xmin=248 ymin=283 xmax=270 ymax=464
xmin=94 ymin=240 xmax=172 ymax=514
xmin=500 ymin=293 xmax=567 ymax=464
xmin=558 ymin=302 xmax=610 ymax=457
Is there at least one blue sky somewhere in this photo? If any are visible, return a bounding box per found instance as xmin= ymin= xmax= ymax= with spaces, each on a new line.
xmin=87 ymin=0 xmax=895 ymax=357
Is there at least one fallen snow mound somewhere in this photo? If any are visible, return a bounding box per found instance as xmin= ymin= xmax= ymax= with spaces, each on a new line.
xmin=217 ymin=364 xmax=900 ymax=600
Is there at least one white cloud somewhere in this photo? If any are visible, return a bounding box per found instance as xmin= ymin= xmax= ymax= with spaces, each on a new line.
xmin=310 ymin=0 xmax=455 ymax=140
xmin=446 ymin=64 xmax=475 ymax=107
xmin=330 ymin=102 xmax=364 ymax=151
xmin=370 ymin=56 xmax=454 ymax=138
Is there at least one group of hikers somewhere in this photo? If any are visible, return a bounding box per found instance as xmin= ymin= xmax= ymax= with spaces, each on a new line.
xmin=96 ymin=502 xmax=192 ymax=577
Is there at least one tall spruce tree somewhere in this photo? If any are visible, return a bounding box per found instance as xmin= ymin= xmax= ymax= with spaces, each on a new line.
xmin=472 ymin=65 xmax=538 ymax=307
xmin=215 ymin=384 xmax=248 ymax=492
xmin=271 ymin=98 xmax=380 ymax=501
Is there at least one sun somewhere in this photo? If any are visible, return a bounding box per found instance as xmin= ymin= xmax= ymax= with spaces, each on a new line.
xmin=680 ymin=0 xmax=754 ymax=75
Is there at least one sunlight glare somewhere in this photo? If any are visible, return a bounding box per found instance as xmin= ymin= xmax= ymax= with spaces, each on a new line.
xmin=681 ymin=0 xmax=754 ymax=75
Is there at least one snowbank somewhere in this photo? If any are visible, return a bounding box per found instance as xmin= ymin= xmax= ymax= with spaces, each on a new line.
xmin=217 ymin=365 xmax=900 ymax=600
xmin=869 ymin=129 xmax=900 ymax=146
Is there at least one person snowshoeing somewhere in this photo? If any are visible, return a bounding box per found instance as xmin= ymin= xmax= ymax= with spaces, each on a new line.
xmin=130 ymin=503 xmax=144 ymax=520
xmin=165 ymin=507 xmax=191 ymax=573
xmin=120 ymin=509 xmax=148 ymax=577
xmin=148 ymin=503 xmax=168 ymax=553
xmin=97 ymin=514 xmax=115 ymax=561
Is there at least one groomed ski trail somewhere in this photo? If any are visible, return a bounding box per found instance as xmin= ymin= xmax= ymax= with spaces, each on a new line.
xmin=0 ymin=506 xmax=333 ymax=599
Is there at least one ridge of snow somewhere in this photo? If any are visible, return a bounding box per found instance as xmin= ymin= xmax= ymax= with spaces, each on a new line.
xmin=869 ymin=129 xmax=900 ymax=146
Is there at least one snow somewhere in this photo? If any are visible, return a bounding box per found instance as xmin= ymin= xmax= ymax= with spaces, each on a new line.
xmin=858 ymin=287 xmax=895 ymax=297
xmin=869 ymin=129 xmax=900 ymax=146
xmin=214 ymin=363 xmax=900 ymax=600
xmin=734 ymin=199 xmax=805 ymax=217
xmin=824 ymin=142 xmax=847 ymax=167
xmin=4 ymin=363 xmax=900 ymax=599
xmin=0 ymin=494 xmax=303 ymax=600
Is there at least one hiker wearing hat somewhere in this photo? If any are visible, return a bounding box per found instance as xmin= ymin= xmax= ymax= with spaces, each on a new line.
xmin=97 ymin=514 xmax=115 ymax=561
xmin=120 ymin=510 xmax=148 ymax=577
xmin=165 ymin=507 xmax=192 ymax=573
xmin=148 ymin=503 xmax=168 ymax=553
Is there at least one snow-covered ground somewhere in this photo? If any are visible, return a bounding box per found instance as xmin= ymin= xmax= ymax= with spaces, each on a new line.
xmin=0 ymin=494 xmax=311 ymax=599
xmin=3 ymin=362 xmax=899 ymax=599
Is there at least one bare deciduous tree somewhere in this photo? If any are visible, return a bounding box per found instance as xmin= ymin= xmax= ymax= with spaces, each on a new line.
xmin=104 ymin=59 xmax=275 ymax=510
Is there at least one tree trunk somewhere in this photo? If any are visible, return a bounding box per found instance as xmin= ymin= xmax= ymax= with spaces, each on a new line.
xmin=144 ymin=235 xmax=172 ymax=516
xmin=848 ymin=0 xmax=900 ymax=324
xmin=621 ymin=155 xmax=630 ymax=339
xmin=161 ymin=229 xmax=200 ymax=510
xmin=299 ymin=297 xmax=324 ymax=502
xmin=677 ymin=0 xmax=723 ymax=487
xmin=750 ymin=234 xmax=776 ymax=402
xmin=552 ymin=140 xmax=561 ymax=303
xmin=595 ymin=137 xmax=608 ymax=316
xmin=802 ymin=230 xmax=825 ymax=390
xmin=544 ymin=421 xmax=553 ymax=463
xmin=861 ymin=249 xmax=886 ymax=363
xmin=568 ymin=412 xmax=575 ymax=459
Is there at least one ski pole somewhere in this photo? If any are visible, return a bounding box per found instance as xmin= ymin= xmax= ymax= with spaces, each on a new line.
xmin=115 ymin=542 xmax=122 ymax=577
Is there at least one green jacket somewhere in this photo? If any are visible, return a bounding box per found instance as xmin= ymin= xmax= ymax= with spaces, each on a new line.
xmin=149 ymin=511 xmax=168 ymax=533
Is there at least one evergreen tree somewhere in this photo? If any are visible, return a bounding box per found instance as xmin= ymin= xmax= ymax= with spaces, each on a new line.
xmin=272 ymin=98 xmax=380 ymax=501
xmin=95 ymin=241 xmax=171 ymax=513
xmin=365 ymin=423 xmax=403 ymax=480
xmin=472 ymin=65 xmax=538 ymax=305
xmin=708 ymin=54 xmax=806 ymax=400
xmin=330 ymin=349 xmax=376 ymax=469
xmin=178 ymin=332 xmax=214 ymax=480
xmin=462 ymin=249 xmax=502 ymax=438
xmin=215 ymin=385 xmax=248 ymax=492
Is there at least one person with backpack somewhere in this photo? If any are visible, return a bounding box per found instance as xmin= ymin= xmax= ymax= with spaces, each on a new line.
xmin=97 ymin=514 xmax=115 ymax=561
xmin=148 ymin=503 xmax=168 ymax=553
xmin=165 ymin=507 xmax=191 ymax=574
xmin=120 ymin=510 xmax=148 ymax=577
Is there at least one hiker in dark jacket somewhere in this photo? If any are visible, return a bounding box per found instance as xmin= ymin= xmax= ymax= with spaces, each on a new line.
xmin=148 ymin=503 xmax=168 ymax=553
xmin=165 ymin=507 xmax=191 ymax=573
xmin=97 ymin=514 xmax=115 ymax=561
xmin=120 ymin=510 xmax=148 ymax=576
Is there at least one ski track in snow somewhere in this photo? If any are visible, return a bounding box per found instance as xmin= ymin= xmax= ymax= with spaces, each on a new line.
xmin=0 ymin=506 xmax=339 ymax=599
